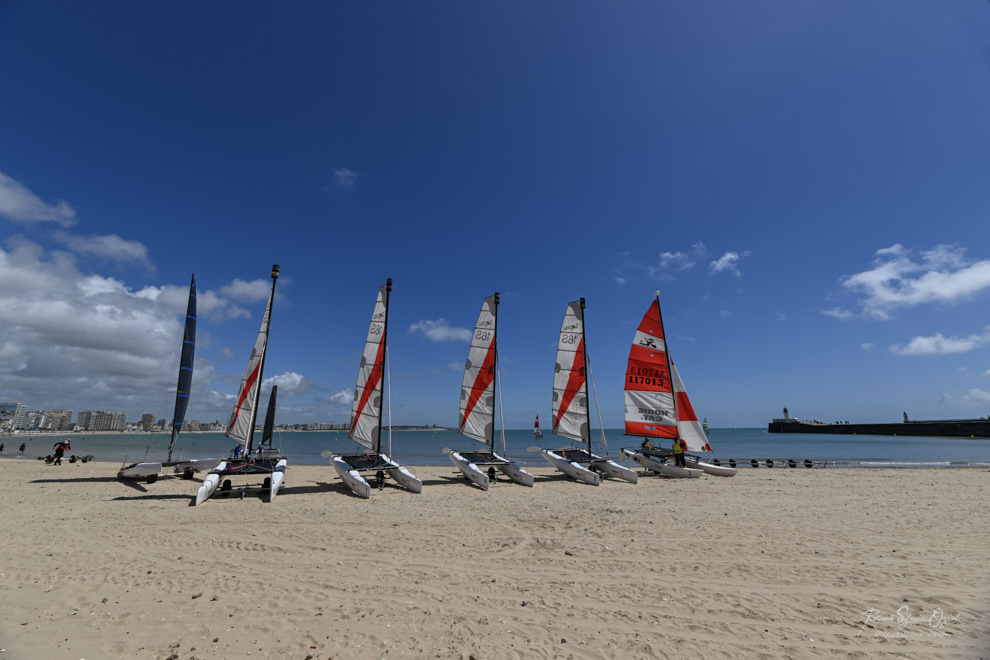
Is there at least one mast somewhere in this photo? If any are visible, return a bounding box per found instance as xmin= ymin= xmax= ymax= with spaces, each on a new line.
xmin=375 ymin=278 xmax=392 ymax=455
xmin=167 ymin=274 xmax=196 ymax=463
xmin=652 ymin=291 xmax=678 ymax=433
xmin=579 ymin=297 xmax=590 ymax=452
xmin=492 ymin=291 xmax=499 ymax=451
xmin=246 ymin=264 xmax=279 ymax=454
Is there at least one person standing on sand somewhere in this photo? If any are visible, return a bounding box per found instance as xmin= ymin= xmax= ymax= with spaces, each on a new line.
xmin=19 ymin=442 xmax=26 ymax=454
xmin=672 ymin=437 xmax=686 ymax=467
xmin=52 ymin=440 xmax=69 ymax=466
xmin=0 ymin=443 xmax=4 ymax=453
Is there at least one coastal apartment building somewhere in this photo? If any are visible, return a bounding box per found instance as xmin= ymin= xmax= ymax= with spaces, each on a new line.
xmin=0 ymin=402 xmax=27 ymax=431
xmin=76 ymin=410 xmax=127 ymax=431
xmin=0 ymin=403 xmax=72 ymax=431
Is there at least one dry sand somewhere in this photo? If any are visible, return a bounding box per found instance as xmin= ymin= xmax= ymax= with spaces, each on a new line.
xmin=0 ymin=458 xmax=987 ymax=660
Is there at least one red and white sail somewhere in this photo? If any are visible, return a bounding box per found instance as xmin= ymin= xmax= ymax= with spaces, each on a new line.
xmin=672 ymin=361 xmax=711 ymax=452
xmin=349 ymin=281 xmax=390 ymax=452
xmin=225 ymin=272 xmax=277 ymax=448
xmin=624 ymin=298 xmax=677 ymax=439
xmin=534 ymin=415 xmax=542 ymax=437
xmin=552 ymin=299 xmax=589 ymax=444
xmin=458 ymin=294 xmax=498 ymax=445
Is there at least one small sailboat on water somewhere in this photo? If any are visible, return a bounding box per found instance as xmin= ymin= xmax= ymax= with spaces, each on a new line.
xmin=534 ymin=415 xmax=543 ymax=439
xmin=329 ymin=279 xmax=421 ymax=498
xmin=448 ymin=293 xmax=534 ymax=489
xmin=540 ymin=298 xmax=638 ymax=485
xmin=119 ymin=274 xmax=219 ymax=483
xmin=620 ymin=292 xmax=735 ymax=477
xmin=195 ymin=265 xmax=288 ymax=504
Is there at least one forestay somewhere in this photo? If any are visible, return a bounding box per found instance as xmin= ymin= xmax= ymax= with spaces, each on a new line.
xmin=624 ymin=298 xmax=678 ymax=439
xmin=349 ymin=281 xmax=390 ymax=452
xmin=458 ymin=294 xmax=498 ymax=445
xmin=225 ymin=274 xmax=276 ymax=448
xmin=552 ymin=299 xmax=589 ymax=444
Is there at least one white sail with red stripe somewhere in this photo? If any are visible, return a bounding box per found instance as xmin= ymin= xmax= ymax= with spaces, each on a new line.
xmin=349 ymin=281 xmax=390 ymax=452
xmin=551 ymin=299 xmax=589 ymax=444
xmin=672 ymin=361 xmax=711 ymax=452
xmin=534 ymin=415 xmax=543 ymax=438
xmin=458 ymin=294 xmax=498 ymax=445
xmin=624 ymin=296 xmax=678 ymax=439
xmin=225 ymin=267 xmax=279 ymax=448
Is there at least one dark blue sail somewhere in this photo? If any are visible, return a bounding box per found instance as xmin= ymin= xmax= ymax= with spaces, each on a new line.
xmin=168 ymin=275 xmax=197 ymax=462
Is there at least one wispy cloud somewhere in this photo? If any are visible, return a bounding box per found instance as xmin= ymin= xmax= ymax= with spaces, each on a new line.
xmin=861 ymin=343 xmax=875 ymax=352
xmin=262 ymin=371 xmax=311 ymax=394
xmin=612 ymin=276 xmax=626 ymax=285
xmin=53 ymin=231 xmax=153 ymax=275
xmin=964 ymin=388 xmax=990 ymax=403
xmin=648 ymin=242 xmax=707 ymax=279
xmin=333 ymin=168 xmax=360 ymax=188
xmin=890 ymin=327 xmax=990 ymax=356
xmin=710 ymin=250 xmax=751 ymax=277
xmin=409 ymin=319 xmax=472 ymax=342
xmin=0 ymin=172 xmax=76 ymax=226
xmin=822 ymin=307 xmax=853 ymax=320
xmin=842 ymin=244 xmax=990 ymax=319
xmin=330 ymin=389 xmax=354 ymax=405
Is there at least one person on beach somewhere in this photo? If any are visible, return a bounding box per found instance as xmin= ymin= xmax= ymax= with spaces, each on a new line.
xmin=52 ymin=440 xmax=70 ymax=466
xmin=0 ymin=443 xmax=4 ymax=453
xmin=19 ymin=442 xmax=26 ymax=454
xmin=672 ymin=437 xmax=686 ymax=467
xmin=641 ymin=437 xmax=655 ymax=453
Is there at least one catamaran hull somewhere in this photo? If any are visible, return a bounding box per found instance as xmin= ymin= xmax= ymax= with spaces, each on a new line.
xmin=195 ymin=461 xmax=227 ymax=505
xmin=590 ymin=459 xmax=639 ymax=484
xmin=685 ymin=458 xmax=737 ymax=477
xmin=542 ymin=450 xmax=601 ymax=486
xmin=332 ymin=456 xmax=372 ymax=499
xmin=390 ymin=464 xmax=423 ymax=493
xmin=119 ymin=457 xmax=222 ymax=481
xmin=118 ymin=462 xmax=162 ymax=479
xmin=269 ymin=459 xmax=287 ymax=499
xmin=495 ymin=455 xmax=535 ymax=487
xmin=621 ymin=449 xmax=703 ymax=478
xmin=449 ymin=451 xmax=490 ymax=490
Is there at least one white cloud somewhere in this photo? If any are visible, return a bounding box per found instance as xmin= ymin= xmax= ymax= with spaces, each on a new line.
xmin=263 ymin=371 xmax=310 ymax=394
xmin=612 ymin=276 xmax=625 ymax=285
xmin=334 ymin=168 xmax=360 ymax=188
xmin=53 ymin=231 xmax=153 ymax=274
xmin=448 ymin=361 xmax=463 ymax=371
xmin=710 ymin=250 xmax=751 ymax=277
xmin=861 ymin=343 xmax=875 ymax=352
xmin=719 ymin=309 xmax=732 ymax=317
xmin=963 ymin=388 xmax=990 ymax=403
xmin=219 ymin=277 xmax=274 ymax=303
xmin=330 ymin=389 xmax=354 ymax=405
xmin=889 ymin=327 xmax=990 ymax=356
xmin=648 ymin=242 xmax=707 ymax=279
xmin=0 ymin=172 xmax=76 ymax=226
xmin=822 ymin=307 xmax=853 ymax=320
xmin=842 ymin=244 xmax=990 ymax=319
xmin=409 ymin=319 xmax=472 ymax=342
xmin=0 ymin=238 xmax=286 ymax=418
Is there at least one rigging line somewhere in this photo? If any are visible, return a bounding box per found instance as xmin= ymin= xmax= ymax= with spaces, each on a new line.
xmin=586 ymin=351 xmax=608 ymax=456
xmin=386 ymin=345 xmax=392 ymax=458
xmin=496 ymin=360 xmax=506 ymax=456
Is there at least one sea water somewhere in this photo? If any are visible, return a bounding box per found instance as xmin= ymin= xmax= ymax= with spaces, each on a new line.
xmin=7 ymin=428 xmax=990 ymax=468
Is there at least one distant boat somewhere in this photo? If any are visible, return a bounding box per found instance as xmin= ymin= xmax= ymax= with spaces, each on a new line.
xmin=329 ymin=279 xmax=421 ymax=498
xmin=448 ymin=293 xmax=534 ymax=489
xmin=195 ymin=265 xmax=287 ymax=505
xmin=541 ymin=298 xmax=637 ymax=485
xmin=534 ymin=415 xmax=543 ymax=439
xmin=620 ymin=292 xmax=735 ymax=477
xmin=118 ymin=274 xmax=219 ymax=483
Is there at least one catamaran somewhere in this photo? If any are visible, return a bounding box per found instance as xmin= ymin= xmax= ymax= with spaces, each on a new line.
xmin=541 ymin=299 xmax=638 ymax=485
xmin=448 ymin=293 xmax=534 ymax=489
xmin=329 ymin=279 xmax=422 ymax=498
xmin=534 ymin=415 xmax=543 ymax=439
xmin=620 ymin=292 xmax=735 ymax=477
xmin=118 ymin=274 xmax=219 ymax=483
xmin=195 ymin=265 xmax=288 ymax=504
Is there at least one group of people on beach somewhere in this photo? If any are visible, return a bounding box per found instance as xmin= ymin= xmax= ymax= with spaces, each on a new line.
xmin=0 ymin=442 xmax=28 ymax=454
xmin=641 ymin=436 xmax=687 ymax=467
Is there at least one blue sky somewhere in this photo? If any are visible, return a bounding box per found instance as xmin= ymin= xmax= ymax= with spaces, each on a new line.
xmin=2 ymin=1 xmax=990 ymax=429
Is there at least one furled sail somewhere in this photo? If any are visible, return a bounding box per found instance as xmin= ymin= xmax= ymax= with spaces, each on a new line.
xmin=167 ymin=274 xmax=196 ymax=462
xmin=552 ymin=299 xmax=589 ymax=444
xmin=458 ymin=294 xmax=498 ymax=445
xmin=261 ymin=385 xmax=278 ymax=449
xmin=225 ymin=267 xmax=279 ymax=448
xmin=624 ymin=297 xmax=677 ymax=439
xmin=672 ymin=361 xmax=712 ymax=452
xmin=349 ymin=280 xmax=391 ymax=452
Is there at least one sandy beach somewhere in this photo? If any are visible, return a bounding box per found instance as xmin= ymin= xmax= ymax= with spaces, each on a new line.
xmin=0 ymin=458 xmax=987 ymax=660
